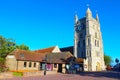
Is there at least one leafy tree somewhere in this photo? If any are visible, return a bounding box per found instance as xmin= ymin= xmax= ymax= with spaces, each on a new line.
xmin=104 ymin=54 xmax=112 ymax=66
xmin=0 ymin=36 xmax=16 ymax=58
xmin=15 ymin=44 xmax=29 ymax=50
xmin=115 ymin=58 xmax=119 ymax=64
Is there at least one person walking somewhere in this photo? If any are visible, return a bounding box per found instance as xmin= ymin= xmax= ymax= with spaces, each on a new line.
xmin=65 ymin=64 xmax=70 ymax=74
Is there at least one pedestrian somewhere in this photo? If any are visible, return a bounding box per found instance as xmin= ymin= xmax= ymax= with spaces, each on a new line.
xmin=65 ymin=64 xmax=70 ymax=74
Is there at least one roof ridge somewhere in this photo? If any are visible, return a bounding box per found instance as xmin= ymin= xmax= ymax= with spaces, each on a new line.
xmin=34 ymin=46 xmax=56 ymax=51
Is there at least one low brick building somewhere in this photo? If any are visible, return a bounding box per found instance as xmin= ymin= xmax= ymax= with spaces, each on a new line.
xmin=5 ymin=49 xmax=43 ymax=71
xmin=5 ymin=46 xmax=76 ymax=73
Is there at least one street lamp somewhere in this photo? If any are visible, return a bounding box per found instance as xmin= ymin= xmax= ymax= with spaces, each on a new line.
xmin=44 ymin=55 xmax=47 ymax=75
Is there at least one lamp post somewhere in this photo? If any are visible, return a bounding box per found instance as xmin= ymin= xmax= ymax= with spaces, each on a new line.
xmin=44 ymin=55 xmax=47 ymax=75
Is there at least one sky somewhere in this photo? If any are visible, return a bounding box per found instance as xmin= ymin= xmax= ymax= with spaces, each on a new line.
xmin=0 ymin=0 xmax=120 ymax=65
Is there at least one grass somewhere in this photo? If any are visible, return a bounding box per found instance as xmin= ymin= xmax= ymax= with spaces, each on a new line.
xmin=13 ymin=72 xmax=23 ymax=77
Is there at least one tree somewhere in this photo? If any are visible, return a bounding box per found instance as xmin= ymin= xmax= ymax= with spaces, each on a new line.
xmin=115 ymin=58 xmax=119 ymax=64
xmin=0 ymin=36 xmax=16 ymax=58
xmin=15 ymin=44 xmax=29 ymax=50
xmin=104 ymin=54 xmax=112 ymax=66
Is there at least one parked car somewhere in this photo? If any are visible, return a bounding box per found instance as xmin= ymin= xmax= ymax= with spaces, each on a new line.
xmin=113 ymin=63 xmax=120 ymax=72
xmin=106 ymin=65 xmax=112 ymax=71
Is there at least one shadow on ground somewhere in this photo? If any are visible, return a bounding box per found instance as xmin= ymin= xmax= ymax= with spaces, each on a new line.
xmin=79 ymin=71 xmax=120 ymax=79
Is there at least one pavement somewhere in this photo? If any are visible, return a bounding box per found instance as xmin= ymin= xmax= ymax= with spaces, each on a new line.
xmin=0 ymin=71 xmax=120 ymax=80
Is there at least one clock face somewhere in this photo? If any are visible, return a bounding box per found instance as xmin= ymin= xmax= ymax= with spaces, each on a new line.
xmin=76 ymin=26 xmax=81 ymax=32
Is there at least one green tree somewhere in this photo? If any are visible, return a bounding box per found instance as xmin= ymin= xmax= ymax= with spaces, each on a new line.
xmin=104 ymin=54 xmax=112 ymax=66
xmin=0 ymin=36 xmax=16 ymax=58
xmin=16 ymin=44 xmax=29 ymax=50
xmin=115 ymin=58 xmax=119 ymax=64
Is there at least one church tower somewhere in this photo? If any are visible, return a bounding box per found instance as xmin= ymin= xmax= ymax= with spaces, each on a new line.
xmin=74 ymin=7 xmax=105 ymax=71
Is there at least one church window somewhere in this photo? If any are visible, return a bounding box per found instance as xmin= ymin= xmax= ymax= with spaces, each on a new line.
xmin=24 ymin=62 xmax=27 ymax=67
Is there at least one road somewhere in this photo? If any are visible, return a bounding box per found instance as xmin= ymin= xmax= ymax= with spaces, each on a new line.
xmin=2 ymin=71 xmax=120 ymax=80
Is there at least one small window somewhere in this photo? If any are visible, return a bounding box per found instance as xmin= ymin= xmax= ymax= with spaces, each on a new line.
xmin=29 ymin=62 xmax=32 ymax=67
xmin=34 ymin=63 xmax=36 ymax=67
xmin=20 ymin=53 xmax=24 ymax=58
xmin=24 ymin=62 xmax=27 ymax=67
xmin=54 ymin=64 xmax=57 ymax=68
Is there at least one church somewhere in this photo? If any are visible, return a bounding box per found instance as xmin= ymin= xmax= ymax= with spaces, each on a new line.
xmin=5 ymin=7 xmax=106 ymax=73
xmin=74 ymin=7 xmax=105 ymax=71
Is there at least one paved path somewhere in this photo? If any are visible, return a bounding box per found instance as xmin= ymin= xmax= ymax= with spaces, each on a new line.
xmin=1 ymin=71 xmax=120 ymax=80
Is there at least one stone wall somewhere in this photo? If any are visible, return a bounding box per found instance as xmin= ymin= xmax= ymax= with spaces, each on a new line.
xmin=6 ymin=55 xmax=17 ymax=70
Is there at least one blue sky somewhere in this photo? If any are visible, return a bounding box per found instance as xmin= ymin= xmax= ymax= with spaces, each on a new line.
xmin=0 ymin=0 xmax=120 ymax=65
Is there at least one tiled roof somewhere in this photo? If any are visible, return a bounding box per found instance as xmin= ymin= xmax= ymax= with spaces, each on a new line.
xmin=46 ymin=52 xmax=73 ymax=64
xmin=9 ymin=49 xmax=45 ymax=62
xmin=34 ymin=46 xmax=56 ymax=53
xmin=60 ymin=46 xmax=73 ymax=54
xmin=76 ymin=58 xmax=83 ymax=63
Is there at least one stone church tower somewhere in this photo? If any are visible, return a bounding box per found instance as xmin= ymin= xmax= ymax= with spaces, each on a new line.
xmin=74 ymin=8 xmax=105 ymax=71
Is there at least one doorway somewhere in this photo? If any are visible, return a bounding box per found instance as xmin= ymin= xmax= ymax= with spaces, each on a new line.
xmin=96 ymin=62 xmax=101 ymax=71
xmin=58 ymin=64 xmax=62 ymax=73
